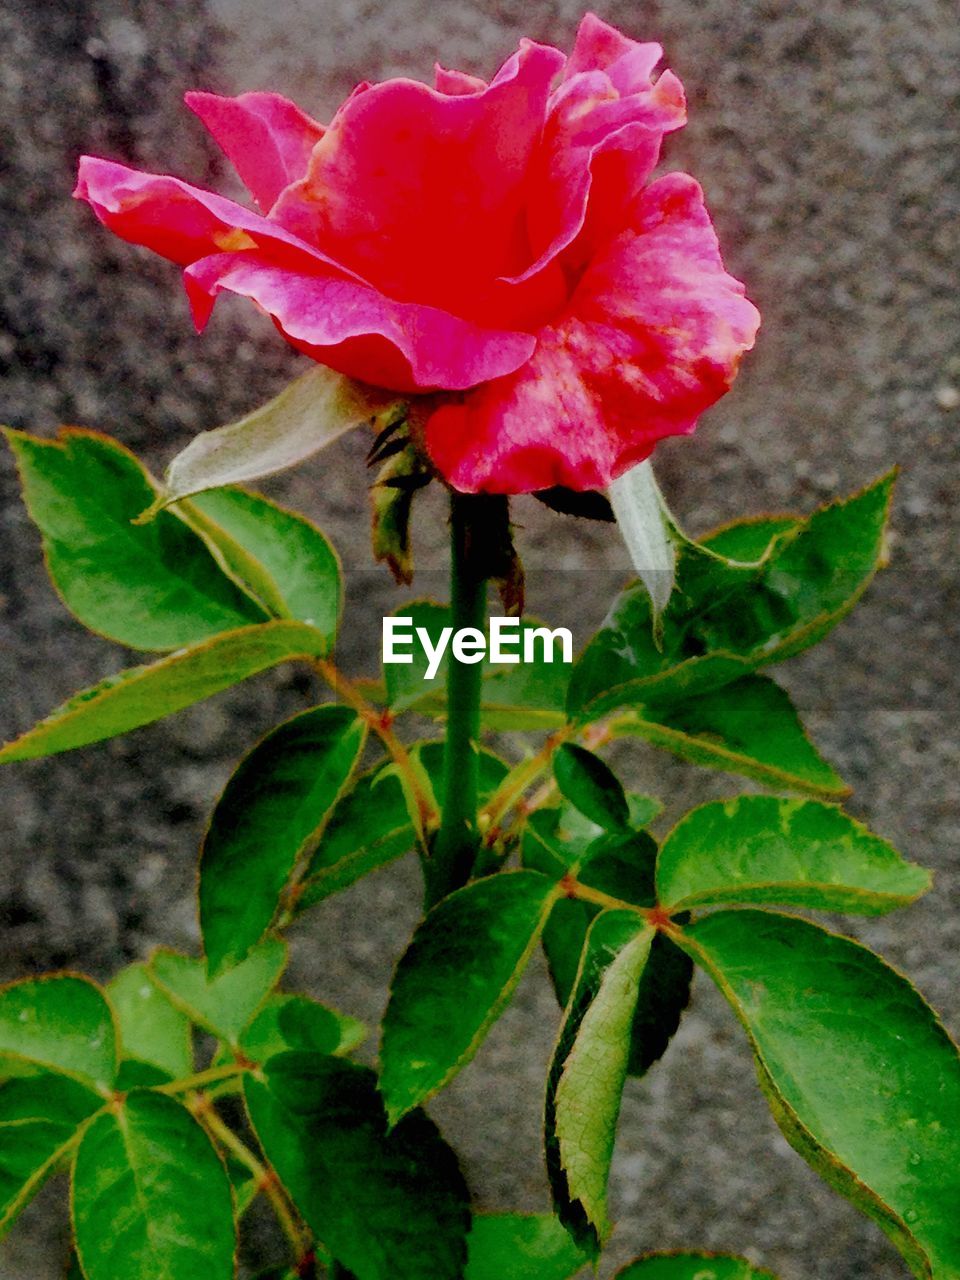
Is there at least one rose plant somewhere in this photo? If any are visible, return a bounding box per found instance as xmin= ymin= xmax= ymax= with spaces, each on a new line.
xmin=2 ymin=14 xmax=958 ymax=1280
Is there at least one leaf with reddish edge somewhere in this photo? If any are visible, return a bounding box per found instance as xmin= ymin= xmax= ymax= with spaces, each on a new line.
xmin=569 ymin=473 xmax=894 ymax=723
xmin=0 ymin=1074 xmax=102 ymax=1240
xmin=4 ymin=428 xmax=265 ymax=651
xmin=546 ymin=911 xmax=654 ymax=1252
xmin=183 ymin=484 xmax=342 ymax=640
xmin=524 ymin=811 xmax=691 ymax=1080
xmin=656 ymin=795 xmax=929 ymax=915
xmin=0 ymin=975 xmax=116 ymax=1093
xmin=679 ymin=910 xmax=960 ymax=1279
xmin=0 ymin=621 xmax=329 ymax=763
xmin=612 ymin=675 xmax=847 ymax=797
xmin=199 ymin=705 xmax=365 ymax=975
xmin=107 ymin=962 xmax=192 ymax=1082
xmin=380 ymin=871 xmax=560 ymax=1123
xmin=147 ymin=938 xmax=287 ymax=1051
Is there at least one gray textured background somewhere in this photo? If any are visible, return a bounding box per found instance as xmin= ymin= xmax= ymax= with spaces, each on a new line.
xmin=1 ymin=0 xmax=958 ymax=1276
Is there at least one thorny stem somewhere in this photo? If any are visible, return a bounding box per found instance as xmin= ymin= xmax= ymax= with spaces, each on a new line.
xmin=314 ymin=657 xmax=439 ymax=842
xmin=426 ymin=493 xmax=489 ymax=909
xmin=192 ymin=1096 xmax=312 ymax=1265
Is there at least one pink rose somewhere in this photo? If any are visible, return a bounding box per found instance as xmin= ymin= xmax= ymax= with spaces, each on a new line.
xmin=74 ymin=13 xmax=759 ymax=493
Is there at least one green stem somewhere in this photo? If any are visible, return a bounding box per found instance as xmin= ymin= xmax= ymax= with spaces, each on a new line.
xmin=154 ymin=1063 xmax=247 ymax=1095
xmin=426 ymin=493 xmax=488 ymax=908
xmin=192 ymin=1098 xmax=309 ymax=1258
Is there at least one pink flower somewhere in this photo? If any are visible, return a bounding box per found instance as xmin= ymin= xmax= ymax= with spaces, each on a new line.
xmin=74 ymin=13 xmax=759 ymax=494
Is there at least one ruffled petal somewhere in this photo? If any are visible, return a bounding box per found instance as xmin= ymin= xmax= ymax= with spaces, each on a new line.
xmin=425 ymin=174 xmax=761 ymax=492
xmin=433 ymin=64 xmax=487 ymax=96
xmin=519 ymin=13 xmax=686 ymax=280
xmin=74 ymin=156 xmax=354 ymax=272
xmin=75 ymin=158 xmax=535 ymax=392
xmin=184 ymin=253 xmax=536 ymax=393
xmin=184 ymin=91 xmax=325 ymax=211
xmin=565 ymin=10 xmax=662 ymax=82
xmin=271 ymin=39 xmax=565 ymax=324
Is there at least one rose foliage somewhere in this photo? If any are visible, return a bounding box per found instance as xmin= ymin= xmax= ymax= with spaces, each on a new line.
xmin=2 ymin=14 xmax=957 ymax=1280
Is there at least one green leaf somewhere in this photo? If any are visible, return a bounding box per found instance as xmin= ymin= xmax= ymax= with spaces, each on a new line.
xmin=107 ymin=962 xmax=192 ymax=1081
xmin=466 ymin=1212 xmax=589 ymax=1280
xmin=381 ymin=871 xmax=559 ymax=1123
xmin=656 ymin=796 xmax=930 ymax=914
xmin=608 ymin=460 xmax=678 ymax=626
xmin=245 ymin=1053 xmax=469 ymax=1280
xmin=680 ymin=910 xmax=960 ymax=1280
xmin=72 ymin=1089 xmax=235 ymax=1280
xmin=297 ymin=764 xmax=414 ymax=911
xmin=0 ymin=1074 xmax=102 ymax=1238
xmin=296 ymin=741 xmax=507 ymax=911
xmin=569 ymin=473 xmax=894 ymax=722
xmin=183 ymin=486 xmax=341 ymax=639
xmin=614 ymin=675 xmax=847 ymax=797
xmin=553 ymin=745 xmax=629 ymax=832
xmin=543 ymin=796 xmax=662 ymax=853
xmin=524 ymin=814 xmax=691 ymax=1079
xmin=702 ymin=515 xmax=799 ymax=560
xmin=148 ymin=938 xmax=286 ymax=1049
xmin=148 ymin=365 xmax=403 ymax=508
xmin=0 ymin=621 xmax=328 ymax=762
xmin=0 ymin=976 xmax=116 ymax=1092
xmin=546 ymin=912 xmax=654 ymax=1251
xmin=5 ymin=428 xmax=265 ymax=650
xmin=241 ymin=993 xmax=365 ymax=1065
xmin=199 ymin=705 xmax=365 ymax=974
xmin=615 ymin=1253 xmax=779 ymax=1279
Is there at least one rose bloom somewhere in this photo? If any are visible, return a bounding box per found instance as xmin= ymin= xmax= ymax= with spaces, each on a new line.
xmin=75 ymin=13 xmax=759 ymax=494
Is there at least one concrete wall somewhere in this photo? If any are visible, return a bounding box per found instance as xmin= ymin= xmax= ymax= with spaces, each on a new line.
xmin=1 ymin=1 xmax=958 ymax=1275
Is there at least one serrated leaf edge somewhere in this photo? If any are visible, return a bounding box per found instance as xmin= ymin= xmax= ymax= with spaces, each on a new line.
xmin=0 ymin=621 xmax=329 ymax=764
xmin=676 ymin=911 xmax=959 ymax=1280
xmin=197 ymin=704 xmax=366 ymax=974
xmin=381 ymin=870 xmax=562 ymax=1126
xmin=655 ymin=796 xmax=931 ymax=914
xmin=614 ymin=696 xmax=849 ymax=798
xmin=3 ymin=427 xmax=269 ymax=652
xmin=574 ymin=471 xmax=896 ymax=725
xmin=145 ymin=941 xmax=289 ymax=1050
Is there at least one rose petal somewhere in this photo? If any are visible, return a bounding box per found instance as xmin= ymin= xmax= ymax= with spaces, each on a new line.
xmin=434 ymin=64 xmax=487 ymax=96
xmin=565 ymin=10 xmax=661 ymax=79
xmin=184 ymin=252 xmax=536 ymax=393
xmin=519 ymin=14 xmax=686 ymax=280
xmin=271 ymin=39 xmax=565 ymax=323
xmin=425 ymin=173 xmax=761 ymax=492
xmin=184 ymin=91 xmax=325 ymax=211
xmin=74 ymin=156 xmax=357 ymax=274
xmin=75 ymin=157 xmax=535 ymax=391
